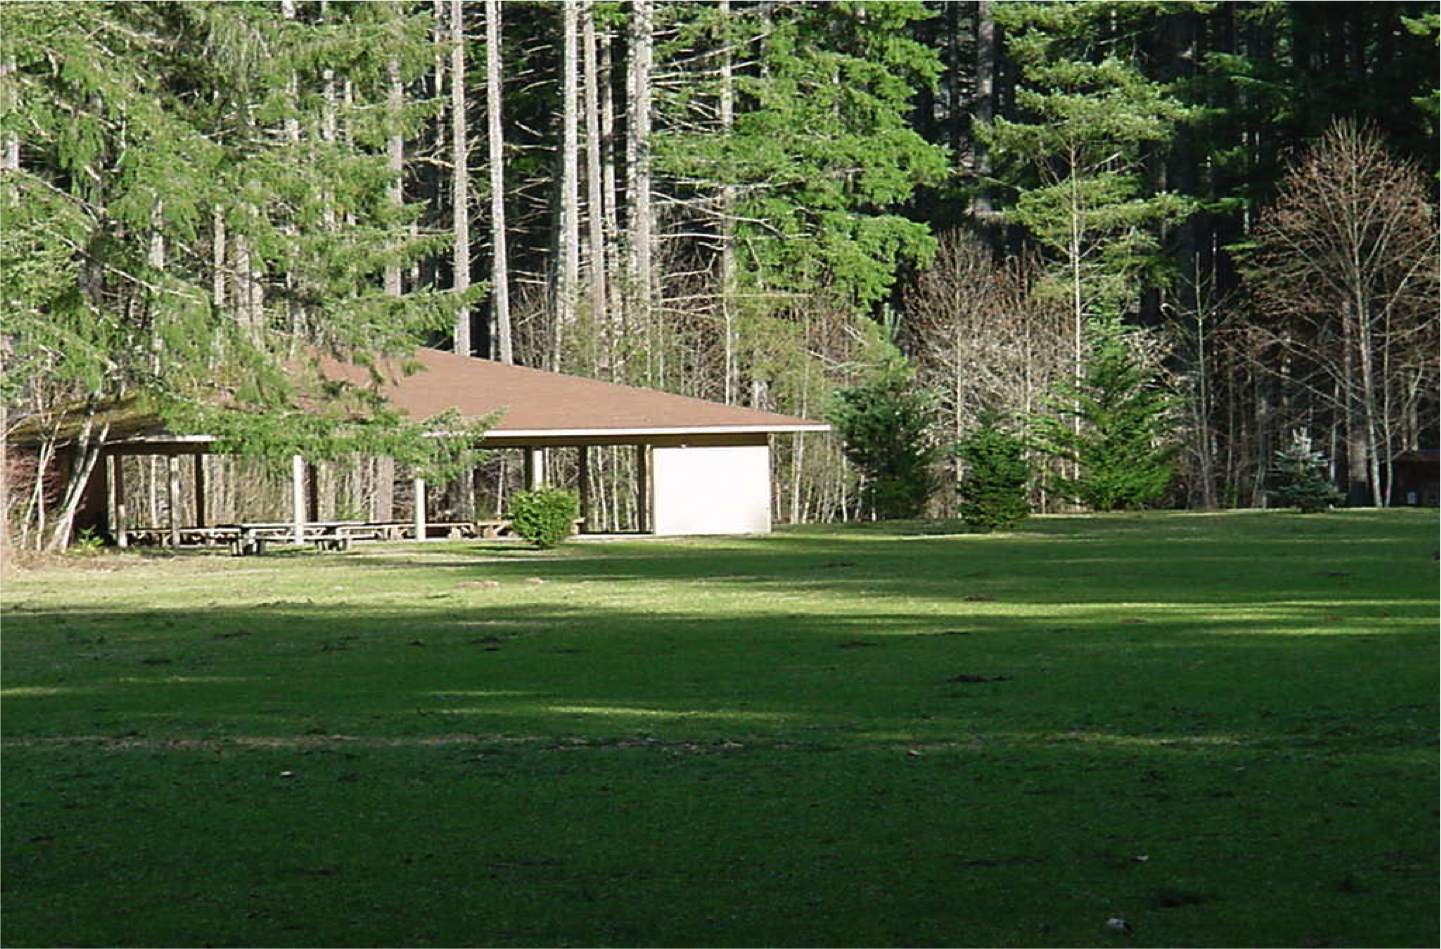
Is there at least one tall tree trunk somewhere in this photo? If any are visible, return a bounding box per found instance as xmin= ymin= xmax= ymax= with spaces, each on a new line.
xmin=1338 ymin=293 xmax=1374 ymax=507
xmin=233 ymin=0 xmax=269 ymax=345
xmin=380 ymin=43 xmax=406 ymax=521
xmin=0 ymin=400 xmax=9 ymax=550
xmin=211 ymin=205 xmax=226 ymax=319
xmin=233 ymin=225 xmax=260 ymax=338
xmin=44 ymin=405 xmax=111 ymax=552
xmin=557 ymin=0 xmax=581 ymax=360
xmin=1 ymin=55 xmax=14 ymax=548
xmin=1352 ymin=297 xmax=1382 ymax=506
xmin=582 ymin=1 xmax=608 ymax=351
xmin=148 ymin=200 xmax=165 ymax=375
xmin=627 ymin=0 xmax=655 ymax=353
xmin=1 ymin=53 xmax=17 ymax=173
xmin=451 ymin=0 xmax=472 ymax=356
xmin=321 ymin=1 xmax=338 ymax=146
xmin=972 ymin=0 xmax=996 ymax=220
xmin=600 ymin=20 xmax=623 ymax=376
xmin=281 ymin=0 xmax=302 ymax=339
xmin=718 ymin=0 xmax=737 ymax=404
xmin=385 ymin=55 xmax=405 ymax=298
xmin=485 ymin=0 xmax=513 ymax=363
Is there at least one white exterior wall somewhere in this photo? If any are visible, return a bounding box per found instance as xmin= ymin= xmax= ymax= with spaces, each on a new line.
xmin=651 ymin=444 xmax=772 ymax=535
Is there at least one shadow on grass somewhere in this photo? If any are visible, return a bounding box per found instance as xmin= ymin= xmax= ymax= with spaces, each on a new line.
xmin=4 ymin=592 xmax=1434 ymax=750
xmin=3 ymin=510 xmax=1437 ymax=948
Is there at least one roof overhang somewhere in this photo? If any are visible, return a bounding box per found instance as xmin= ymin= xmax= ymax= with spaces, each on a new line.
xmin=99 ymin=424 xmax=830 ymax=455
xmin=9 ymin=348 xmax=833 ymax=451
xmin=481 ymin=425 xmax=831 ymax=438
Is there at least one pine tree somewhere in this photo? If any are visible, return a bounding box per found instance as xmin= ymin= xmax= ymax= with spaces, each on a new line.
xmin=1 ymin=2 xmax=464 ymax=549
xmin=980 ymin=1 xmax=1195 ymax=368
xmin=639 ymin=0 xmax=947 ymax=321
xmin=1268 ymin=431 xmax=1344 ymax=513
xmin=827 ymin=335 xmax=942 ymax=521
xmin=1401 ymin=10 xmax=1439 ymax=142
xmin=1032 ymin=318 xmax=1180 ymax=512
xmin=955 ymin=412 xmax=1031 ymax=532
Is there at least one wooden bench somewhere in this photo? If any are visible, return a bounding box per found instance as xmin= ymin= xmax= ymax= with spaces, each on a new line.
xmin=125 ymin=526 xmax=243 ymax=548
xmin=313 ymin=523 xmax=392 ymax=552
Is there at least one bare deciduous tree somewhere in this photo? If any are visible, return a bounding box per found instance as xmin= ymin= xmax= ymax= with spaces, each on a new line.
xmin=1241 ymin=120 xmax=1440 ymax=505
xmin=903 ymin=231 xmax=1071 ymax=437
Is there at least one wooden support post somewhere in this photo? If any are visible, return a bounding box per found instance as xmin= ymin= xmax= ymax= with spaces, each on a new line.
xmin=577 ymin=445 xmax=591 ymax=533
xmin=110 ymin=453 xmax=128 ymax=548
xmin=148 ymin=456 xmax=161 ymax=527
xmin=413 ymin=476 xmax=427 ymax=540
xmin=306 ymin=460 xmax=320 ymax=522
xmin=167 ymin=454 xmax=181 ymax=546
xmin=635 ymin=444 xmax=650 ymax=534
xmin=291 ymin=454 xmax=306 ymax=544
xmin=524 ymin=448 xmax=547 ymax=490
xmin=193 ymin=455 xmax=207 ymax=528
xmin=104 ymin=451 xmax=115 ymax=538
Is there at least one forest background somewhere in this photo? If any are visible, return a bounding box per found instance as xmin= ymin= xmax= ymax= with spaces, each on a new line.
xmin=2 ymin=0 xmax=1438 ymax=551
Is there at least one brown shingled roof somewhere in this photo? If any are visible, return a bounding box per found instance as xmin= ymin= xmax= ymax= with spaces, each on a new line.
xmin=316 ymin=347 xmax=829 ymax=437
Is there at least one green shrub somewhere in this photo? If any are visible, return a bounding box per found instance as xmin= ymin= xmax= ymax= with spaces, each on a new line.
xmin=955 ymin=413 xmax=1032 ymax=532
xmin=508 ymin=488 xmax=580 ymax=548
xmin=67 ymin=527 xmax=106 ymax=556
xmin=1269 ymin=431 xmax=1344 ymax=513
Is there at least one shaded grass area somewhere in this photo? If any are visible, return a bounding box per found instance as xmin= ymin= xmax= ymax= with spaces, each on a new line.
xmin=2 ymin=510 xmax=1437 ymax=947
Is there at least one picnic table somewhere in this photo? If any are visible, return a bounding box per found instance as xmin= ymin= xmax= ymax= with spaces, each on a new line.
xmin=122 ymin=525 xmax=237 ymax=547
xmin=223 ymin=521 xmax=374 ymax=556
xmin=224 ymin=519 xmax=522 ymax=554
xmin=122 ymin=518 xmax=548 ymax=554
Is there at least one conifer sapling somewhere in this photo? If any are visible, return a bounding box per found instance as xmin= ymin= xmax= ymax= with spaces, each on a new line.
xmin=1269 ymin=431 xmax=1344 ymax=513
xmin=955 ymin=412 xmax=1032 ymax=532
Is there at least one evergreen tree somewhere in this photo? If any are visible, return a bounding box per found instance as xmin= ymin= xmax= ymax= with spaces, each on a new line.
xmin=0 ymin=2 xmax=463 ymax=549
xmin=1268 ymin=430 xmax=1344 ymax=513
xmin=1401 ymin=10 xmax=1439 ymax=144
xmin=827 ymin=334 xmax=942 ymax=520
xmin=955 ymin=412 xmax=1031 ymax=532
xmin=1032 ymin=318 xmax=1179 ymax=512
xmin=979 ymin=1 xmax=1195 ymax=359
xmin=656 ymin=1 xmax=949 ymax=310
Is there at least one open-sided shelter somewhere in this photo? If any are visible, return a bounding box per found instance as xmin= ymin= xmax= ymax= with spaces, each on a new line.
xmin=1389 ymin=449 xmax=1439 ymax=506
xmin=42 ymin=348 xmax=830 ymax=544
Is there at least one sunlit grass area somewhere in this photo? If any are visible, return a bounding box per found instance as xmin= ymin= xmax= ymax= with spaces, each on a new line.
xmin=2 ymin=509 xmax=1437 ymax=947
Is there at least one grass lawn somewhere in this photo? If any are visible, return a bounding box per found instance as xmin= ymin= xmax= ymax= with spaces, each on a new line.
xmin=1 ymin=509 xmax=1436 ymax=948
